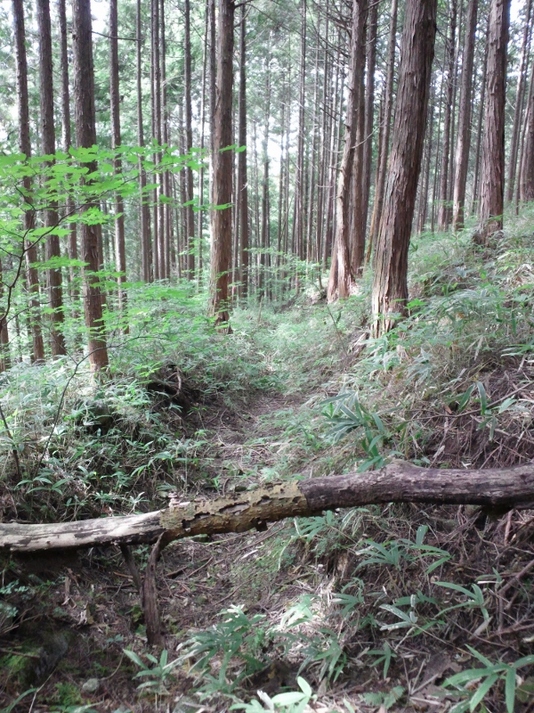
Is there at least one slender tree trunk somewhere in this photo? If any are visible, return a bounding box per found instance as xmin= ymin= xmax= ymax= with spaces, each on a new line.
xmin=519 ymin=59 xmax=534 ymax=202
xmin=0 ymin=260 xmax=10 ymax=371
xmin=361 ymin=0 xmax=378 ymax=256
xmin=237 ymin=4 xmax=249 ymax=299
xmin=476 ymin=0 xmax=510 ymax=242
xmin=137 ymin=0 xmax=152 ymax=282
xmin=196 ymin=0 xmax=210 ymax=286
xmin=351 ymin=0 xmax=368 ymax=275
xmin=58 ymin=0 xmax=79 ymax=300
xmin=327 ymin=0 xmax=366 ymax=301
xmin=372 ymin=0 xmax=437 ymax=335
xmin=110 ymin=0 xmax=128 ymax=332
xmin=452 ymin=0 xmax=478 ymax=231
xmin=472 ymin=14 xmax=490 ymax=215
xmin=368 ymin=0 xmax=398 ymax=258
xmin=150 ymin=0 xmax=160 ymax=279
xmin=184 ymin=0 xmax=195 ymax=279
xmin=159 ymin=0 xmax=170 ymax=279
xmin=506 ymin=0 xmax=533 ymax=203
xmin=292 ymin=0 xmax=307 ymax=268
xmin=209 ymin=0 xmax=234 ymax=329
xmin=260 ymin=46 xmax=272 ymax=298
xmin=437 ymin=0 xmax=457 ymax=231
xmin=37 ymin=0 xmax=66 ymax=357
xmin=13 ymin=0 xmax=45 ymax=364
xmin=72 ymin=0 xmax=109 ymax=371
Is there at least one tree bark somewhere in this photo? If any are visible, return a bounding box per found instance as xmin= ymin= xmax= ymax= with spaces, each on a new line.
xmin=72 ymin=0 xmax=109 ymax=371
xmin=37 ymin=0 xmax=67 ymax=357
xmin=327 ymin=0 xmax=366 ymax=302
xmin=237 ymin=3 xmax=249 ymax=299
xmin=58 ymin=0 xmax=79 ymax=301
xmin=136 ymin=0 xmax=152 ymax=283
xmin=506 ymin=0 xmax=533 ymax=204
xmin=519 ymin=59 xmax=534 ymax=202
xmin=437 ymin=0 xmax=457 ymax=232
xmin=13 ymin=0 xmax=45 ymax=364
xmin=209 ymin=0 xmax=234 ymax=329
xmin=4 ymin=460 xmax=534 ymax=553
xmin=452 ymin=0 xmax=478 ymax=231
xmin=110 ymin=0 xmax=128 ymax=332
xmin=368 ymin=0 xmax=398 ymax=260
xmin=183 ymin=0 xmax=195 ymax=280
xmin=476 ymin=0 xmax=510 ymax=242
xmin=371 ymin=0 xmax=437 ymax=336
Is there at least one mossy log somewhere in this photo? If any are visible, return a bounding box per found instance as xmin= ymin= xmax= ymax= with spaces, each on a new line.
xmin=2 ymin=460 xmax=534 ymax=553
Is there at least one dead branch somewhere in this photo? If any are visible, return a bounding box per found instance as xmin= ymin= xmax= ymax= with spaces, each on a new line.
xmin=2 ymin=460 xmax=534 ymax=554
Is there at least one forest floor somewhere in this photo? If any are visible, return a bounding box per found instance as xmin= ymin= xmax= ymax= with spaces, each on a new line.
xmin=3 ymin=220 xmax=534 ymax=712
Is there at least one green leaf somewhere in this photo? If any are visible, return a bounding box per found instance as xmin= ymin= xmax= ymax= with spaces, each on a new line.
xmin=505 ymin=667 xmax=516 ymax=713
xmin=469 ymin=673 xmax=498 ymax=711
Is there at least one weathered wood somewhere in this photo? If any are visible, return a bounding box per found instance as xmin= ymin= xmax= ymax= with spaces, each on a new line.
xmin=2 ymin=461 xmax=534 ymax=553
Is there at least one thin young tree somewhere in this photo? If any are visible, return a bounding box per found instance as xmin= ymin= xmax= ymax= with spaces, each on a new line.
xmin=72 ymin=0 xmax=109 ymax=371
xmin=13 ymin=0 xmax=45 ymax=363
xmin=209 ymin=0 xmax=234 ymax=328
xmin=476 ymin=0 xmax=510 ymax=242
xmin=372 ymin=0 xmax=437 ymax=336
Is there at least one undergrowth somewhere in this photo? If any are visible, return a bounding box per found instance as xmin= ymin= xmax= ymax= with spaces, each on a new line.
xmin=3 ymin=214 xmax=534 ymax=711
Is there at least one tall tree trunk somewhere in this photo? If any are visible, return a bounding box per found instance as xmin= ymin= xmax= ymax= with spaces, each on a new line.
xmin=476 ymin=0 xmax=510 ymax=242
xmin=292 ymin=0 xmax=307 ymax=267
xmin=437 ymin=0 xmax=458 ymax=231
xmin=368 ymin=0 xmax=398 ymax=261
xmin=184 ymin=0 xmax=195 ymax=279
xmin=260 ymin=45 xmax=272 ymax=298
xmin=110 ymin=0 xmax=128 ymax=332
xmin=361 ymin=0 xmax=378 ymax=257
xmin=350 ymin=0 xmax=368 ymax=275
xmin=150 ymin=0 xmax=161 ymax=279
xmin=452 ymin=0 xmax=478 ymax=231
xmin=471 ymin=13 xmax=490 ymax=214
xmin=58 ymin=0 xmax=79 ymax=299
xmin=237 ymin=3 xmax=249 ymax=299
xmin=72 ymin=0 xmax=109 ymax=371
xmin=519 ymin=59 xmax=534 ymax=202
xmin=13 ymin=0 xmax=45 ymax=364
xmin=0 ymin=260 xmax=10 ymax=371
xmin=506 ymin=0 xmax=533 ymax=204
xmin=327 ymin=0 xmax=366 ymax=301
xmin=209 ymin=0 xmax=234 ymax=329
xmin=37 ymin=0 xmax=66 ymax=357
xmin=372 ymin=0 xmax=437 ymax=336
xmin=159 ymin=0 xmax=170 ymax=279
xmin=137 ymin=0 xmax=152 ymax=282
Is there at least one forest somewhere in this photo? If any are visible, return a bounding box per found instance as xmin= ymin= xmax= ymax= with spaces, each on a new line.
xmin=2 ymin=0 xmax=534 ymax=710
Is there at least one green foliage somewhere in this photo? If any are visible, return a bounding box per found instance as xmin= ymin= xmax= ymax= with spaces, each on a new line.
xmin=123 ymin=648 xmax=181 ymax=696
xmin=230 ymin=677 xmax=316 ymax=712
xmin=443 ymin=647 xmax=534 ymax=713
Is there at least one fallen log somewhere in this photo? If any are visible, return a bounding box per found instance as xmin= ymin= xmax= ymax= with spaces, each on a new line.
xmin=2 ymin=460 xmax=534 ymax=553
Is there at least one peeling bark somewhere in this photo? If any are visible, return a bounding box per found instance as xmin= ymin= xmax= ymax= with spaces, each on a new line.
xmin=3 ymin=462 xmax=534 ymax=553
